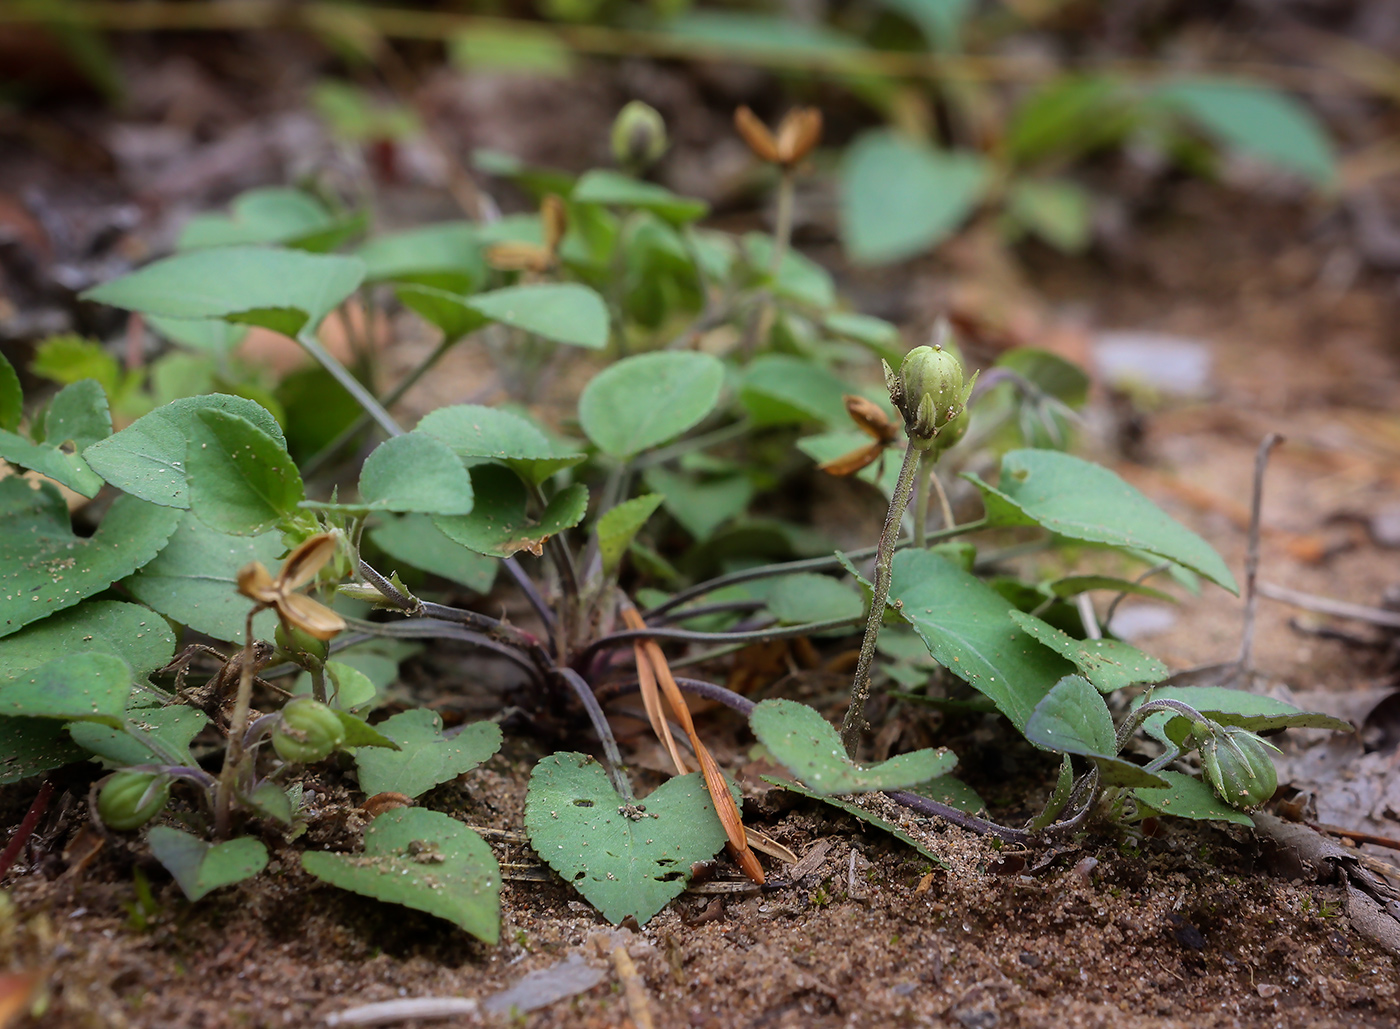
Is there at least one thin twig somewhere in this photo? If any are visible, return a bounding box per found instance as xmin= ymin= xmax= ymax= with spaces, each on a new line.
xmin=1239 ymin=433 xmax=1283 ymax=672
xmin=574 ymin=616 xmax=863 ymax=667
xmin=593 ymin=676 xmax=756 ymax=716
xmin=1256 ymin=581 xmax=1400 ymax=629
xmin=215 ymin=606 xmax=264 ymax=838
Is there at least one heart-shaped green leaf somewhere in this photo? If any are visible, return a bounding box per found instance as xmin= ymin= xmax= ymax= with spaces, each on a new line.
xmin=302 ymin=808 xmax=501 ymax=943
xmin=1134 ymin=770 xmax=1254 ymax=827
xmin=1024 ymin=675 xmax=1167 ymax=788
xmin=369 ymin=515 xmax=498 ymax=594
xmin=739 ymin=355 xmax=850 ymax=427
xmin=84 ymin=395 xmax=286 ymax=508
xmin=353 ymin=709 xmax=502 ymax=799
xmin=964 ymin=450 xmax=1237 ymax=593
xmin=82 ymin=247 xmax=365 ymax=342
xmin=840 ymin=131 xmax=989 ymax=265
xmin=468 ymin=283 xmax=609 ymax=349
xmin=432 ymin=467 xmax=588 ymax=558
xmin=890 ymin=550 xmax=1074 ymax=730
xmin=579 ymin=351 xmax=724 ymax=459
xmin=414 ymin=404 xmax=584 ymax=487
xmin=1010 ymin=611 xmax=1168 ymax=693
xmin=0 ymin=481 xmax=180 ymax=638
xmin=148 ymin=826 xmax=268 ymax=901
xmin=124 ymin=512 xmax=282 ymax=644
xmin=0 ymin=653 xmax=132 ymax=727
xmin=524 ymin=753 xmax=731 ymax=926
xmin=572 ymin=170 xmax=709 ymax=224
xmin=751 ymin=699 xmax=955 ymax=794
xmin=0 ymin=600 xmax=174 ymax=685
xmin=68 ymin=705 xmax=209 ymax=767
xmin=302 ymin=433 xmax=475 ymax=516
xmin=0 ymin=717 xmax=84 ymax=785
xmin=596 ymin=494 xmax=665 ymax=576
xmin=186 ymin=409 xmax=303 ymax=535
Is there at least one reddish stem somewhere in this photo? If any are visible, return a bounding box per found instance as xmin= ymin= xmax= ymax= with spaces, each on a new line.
xmin=0 ymin=780 xmax=54 ymax=880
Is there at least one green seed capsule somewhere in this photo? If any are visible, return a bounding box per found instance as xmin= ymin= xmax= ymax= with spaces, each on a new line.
xmin=1201 ymin=727 xmax=1279 ymax=810
xmin=610 ymin=101 xmax=668 ymax=173
xmin=98 ymin=771 xmax=171 ymax=831
xmin=887 ymin=343 xmax=978 ymax=450
xmin=272 ymin=698 xmax=346 ymax=764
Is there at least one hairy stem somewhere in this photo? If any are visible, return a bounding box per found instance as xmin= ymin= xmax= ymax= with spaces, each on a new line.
xmin=913 ymin=454 xmax=931 ymax=549
xmin=840 ymin=444 xmax=922 ymax=755
xmin=215 ymin=606 xmax=263 ymax=838
xmin=769 ymin=170 xmax=795 ymax=275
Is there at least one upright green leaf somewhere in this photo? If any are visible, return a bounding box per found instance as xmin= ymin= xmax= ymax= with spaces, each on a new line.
xmin=750 ymin=699 xmax=956 ymax=794
xmin=42 ymin=379 xmax=111 ymax=451
xmin=964 ymin=449 xmax=1237 ymax=592
xmin=0 ymin=600 xmax=174 ymax=685
xmin=469 ymin=284 xmax=609 ymax=349
xmin=82 ymin=246 xmax=365 ymax=340
xmin=0 ymin=481 xmax=180 ymax=638
xmin=303 ymin=808 xmax=501 ymax=943
xmin=432 ymin=467 xmax=588 ymax=558
xmin=890 ymin=550 xmax=1074 ymax=730
xmin=579 ymin=352 xmax=724 ymax=458
xmin=0 ymin=652 xmax=132 ymax=727
xmin=597 ymin=494 xmax=665 ymax=576
xmin=147 ymin=827 xmax=268 ymax=901
xmin=841 ymin=131 xmax=988 ymax=264
xmin=1023 ymin=675 xmax=1167 ymax=788
xmin=0 ymin=352 xmax=20 ymax=432
xmin=186 ymin=409 xmax=304 ymax=535
xmin=1156 ymin=78 xmax=1335 ymax=187
xmin=124 ymin=513 xmax=281 ymax=643
xmin=84 ymin=395 xmax=286 ymax=507
xmin=353 ymin=709 xmax=502 ymax=799
xmin=524 ymin=753 xmax=731 ymax=926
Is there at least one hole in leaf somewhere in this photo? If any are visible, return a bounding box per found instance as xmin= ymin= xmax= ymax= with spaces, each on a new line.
xmin=573 ymin=799 xmax=594 ymax=807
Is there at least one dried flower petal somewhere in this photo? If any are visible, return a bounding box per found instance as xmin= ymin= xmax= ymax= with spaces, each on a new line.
xmin=775 ymin=107 xmax=822 ymax=166
xmin=734 ymin=106 xmax=780 ymax=163
xmin=485 ymin=241 xmax=553 ymax=273
xmin=278 ymin=592 xmax=348 ymax=641
xmin=236 ymin=562 xmax=279 ymax=603
xmin=844 ymin=394 xmax=898 ymax=443
xmin=818 ymin=442 xmax=886 ymax=477
xmin=280 ymin=533 xmax=340 ymax=591
xmin=541 ymin=194 xmax=568 ymax=255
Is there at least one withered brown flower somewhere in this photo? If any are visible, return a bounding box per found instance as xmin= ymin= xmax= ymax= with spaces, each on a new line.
xmin=818 ymin=394 xmax=900 ymax=476
xmin=485 ymin=194 xmax=568 ymax=274
xmin=734 ymin=106 xmax=823 ymax=169
xmin=237 ymin=533 xmax=346 ymax=641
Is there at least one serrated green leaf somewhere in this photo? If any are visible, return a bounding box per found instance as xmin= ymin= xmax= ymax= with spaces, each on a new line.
xmin=573 ymin=170 xmax=708 ymax=224
xmin=68 ymin=705 xmax=208 ymax=767
xmin=83 ymin=395 xmax=286 ymax=508
xmin=186 ymin=409 xmax=303 ymax=535
xmin=124 ymin=512 xmax=281 ymax=644
xmin=0 ymin=481 xmax=180 ymax=638
xmin=751 ymin=699 xmax=955 ymax=794
xmin=302 ymin=808 xmax=500 ymax=943
xmin=414 ymin=404 xmax=584 ymax=487
xmin=890 ymin=550 xmax=1074 ymax=730
xmin=1024 ymin=675 xmax=1167 ymax=788
xmin=81 ymin=247 xmax=365 ymax=342
xmin=0 ymin=652 xmax=132 ymax=727
xmin=1157 ymin=78 xmax=1334 ymax=187
xmin=148 ymin=826 xmax=268 ymax=901
xmin=432 ymin=466 xmax=587 ymax=558
xmin=1134 ymin=770 xmax=1254 ymax=826
xmin=353 ymin=708 xmax=502 ymax=799
xmin=964 ymin=449 xmax=1237 ymax=592
xmin=0 ymin=600 xmax=174 ymax=685
xmin=469 ymin=283 xmax=609 ymax=349
xmin=524 ymin=753 xmax=730 ymax=925
xmin=579 ymin=352 xmax=724 ymax=459
xmin=0 ymin=717 xmax=84 ymax=785
xmin=369 ymin=514 xmax=498 ymax=594
xmin=43 ymin=379 xmax=112 ymax=451
xmin=739 ymin=355 xmax=850 ymax=427
xmin=841 ymin=131 xmax=988 ymax=264
xmin=597 ymin=494 xmax=665 ymax=576
xmin=1009 ymin=611 xmax=1167 ymax=693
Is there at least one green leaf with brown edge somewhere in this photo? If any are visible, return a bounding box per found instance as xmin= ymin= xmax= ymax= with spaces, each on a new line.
xmin=0 ymin=480 xmax=180 ymax=639
xmin=524 ymin=753 xmax=732 ymax=926
xmin=1134 ymin=770 xmax=1254 ymax=827
xmin=1023 ymin=675 xmax=1168 ymax=788
xmin=147 ymin=826 xmax=268 ymax=901
xmin=964 ymin=450 xmax=1238 ymax=593
xmin=302 ymin=808 xmax=501 ymax=943
xmin=889 ymin=550 xmax=1074 ymax=731
xmin=83 ymin=395 xmax=286 ymax=508
xmin=432 ymin=466 xmax=587 ymax=558
xmin=1010 ymin=610 xmax=1168 ymax=693
xmin=0 ymin=652 xmax=132 ymax=728
xmin=186 ymin=409 xmax=304 ymax=535
xmin=750 ymin=699 xmax=956 ymax=794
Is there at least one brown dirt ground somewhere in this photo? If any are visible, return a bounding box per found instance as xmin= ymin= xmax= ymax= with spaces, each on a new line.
xmin=4 ymin=34 xmax=1400 ymax=1029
